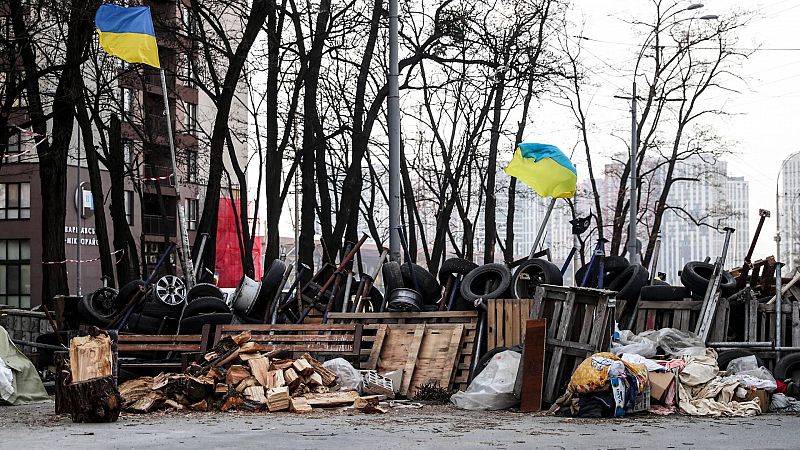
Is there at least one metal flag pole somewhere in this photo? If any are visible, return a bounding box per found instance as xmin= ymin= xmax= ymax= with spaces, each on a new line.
xmin=387 ymin=0 xmax=401 ymax=262
xmin=76 ymin=130 xmax=82 ymax=296
xmin=529 ymin=197 xmax=556 ymax=259
xmin=159 ymin=68 xmax=195 ymax=288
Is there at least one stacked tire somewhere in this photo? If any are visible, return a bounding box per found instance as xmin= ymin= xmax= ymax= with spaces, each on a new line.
xmin=383 ymin=262 xmax=442 ymax=312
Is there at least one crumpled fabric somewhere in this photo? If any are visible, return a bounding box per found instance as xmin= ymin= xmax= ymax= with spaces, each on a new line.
xmin=621 ymin=353 xmax=663 ymax=372
xmin=771 ymin=393 xmax=800 ymax=413
xmin=0 ymin=326 xmax=48 ymax=406
xmin=0 ymin=356 xmax=14 ymax=401
xmin=662 ymin=359 xmax=686 ymax=371
xmin=568 ymin=352 xmax=648 ymax=394
xmin=726 ymin=368 xmax=777 ymax=392
xmin=676 ymin=349 xmax=761 ymax=417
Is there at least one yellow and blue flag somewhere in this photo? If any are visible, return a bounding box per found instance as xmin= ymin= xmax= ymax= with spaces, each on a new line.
xmin=95 ymin=4 xmax=160 ymax=68
xmin=504 ymin=143 xmax=577 ymax=198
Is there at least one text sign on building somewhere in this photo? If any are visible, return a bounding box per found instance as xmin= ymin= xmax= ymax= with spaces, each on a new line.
xmin=64 ymin=226 xmax=98 ymax=246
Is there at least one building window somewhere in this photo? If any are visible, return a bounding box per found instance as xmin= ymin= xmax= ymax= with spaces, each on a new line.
xmin=184 ymin=102 xmax=197 ymax=135
xmin=120 ymin=87 xmax=133 ymax=117
xmin=124 ymin=190 xmax=134 ymax=225
xmin=186 ymin=150 xmax=197 ymax=183
xmin=122 ymin=139 xmax=133 ymax=168
xmin=0 ymin=239 xmax=31 ymax=308
xmin=0 ymin=182 xmax=31 ymax=220
xmin=6 ymin=129 xmax=22 ymax=155
xmin=186 ymin=198 xmax=199 ymax=230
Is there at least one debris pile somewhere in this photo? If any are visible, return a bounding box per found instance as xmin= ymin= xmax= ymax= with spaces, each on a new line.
xmin=118 ymin=330 xmax=377 ymax=414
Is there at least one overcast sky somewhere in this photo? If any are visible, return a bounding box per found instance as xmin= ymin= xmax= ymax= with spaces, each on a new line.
xmin=529 ymin=0 xmax=800 ymax=259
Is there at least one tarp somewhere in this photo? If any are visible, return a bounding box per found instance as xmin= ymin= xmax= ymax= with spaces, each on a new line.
xmin=0 ymin=326 xmax=49 ymax=405
xmin=215 ymin=198 xmax=263 ymax=288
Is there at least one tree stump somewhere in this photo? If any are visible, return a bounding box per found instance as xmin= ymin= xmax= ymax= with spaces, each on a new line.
xmin=62 ymin=376 xmax=122 ymax=423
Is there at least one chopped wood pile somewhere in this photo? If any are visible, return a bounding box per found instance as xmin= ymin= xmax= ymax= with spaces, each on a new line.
xmin=118 ymin=330 xmax=383 ymax=414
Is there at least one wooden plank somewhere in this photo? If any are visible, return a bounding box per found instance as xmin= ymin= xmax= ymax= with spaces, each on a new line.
xmin=303 ymin=390 xmax=360 ymax=407
xmin=793 ymin=301 xmax=800 ymax=347
xmin=518 ymin=319 xmax=546 ymax=412
xmin=219 ymin=324 xmax=359 ymax=332
xmin=365 ymin=324 xmax=387 ymax=370
xmin=327 ymin=311 xmax=477 ymax=320
xmin=578 ymin=303 xmax=595 ymax=345
xmin=118 ymin=344 xmax=201 ymax=352
xmin=242 ymin=334 xmax=357 ymax=343
xmin=512 ymin=300 xmax=521 ymax=346
xmin=487 ymin=299 xmax=497 ymax=350
xmin=588 ymin=296 xmax=608 ymax=348
xmin=117 ymin=335 xmax=203 ymax=342
xmin=543 ymin=290 xmax=575 ymax=404
xmin=645 ymin=309 xmax=657 ymax=331
xmin=400 ymin=325 xmax=425 ymax=396
xmin=635 ymin=301 xmax=703 ymax=310
xmin=407 ymin=324 xmax=464 ymax=395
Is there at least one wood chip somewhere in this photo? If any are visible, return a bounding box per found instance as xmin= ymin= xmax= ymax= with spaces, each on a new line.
xmin=189 ymin=399 xmax=209 ymax=411
xmin=301 ymin=353 xmax=337 ymax=386
xmin=290 ymin=397 xmax=313 ymax=413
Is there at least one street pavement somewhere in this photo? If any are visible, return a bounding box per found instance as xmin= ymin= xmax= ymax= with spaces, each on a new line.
xmin=0 ymin=400 xmax=798 ymax=449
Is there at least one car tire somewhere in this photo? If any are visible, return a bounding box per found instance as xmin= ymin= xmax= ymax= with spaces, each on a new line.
xmin=180 ymin=312 xmax=233 ymax=334
xmin=774 ymin=353 xmax=800 ymax=381
xmin=681 ymin=261 xmax=737 ymax=298
xmin=460 ymin=263 xmax=512 ymax=301
xmin=639 ymin=285 xmax=691 ymax=301
xmin=382 ymin=261 xmax=404 ymax=297
xmin=401 ymin=263 xmax=441 ymax=305
xmin=251 ymin=259 xmax=287 ymax=320
xmin=511 ymin=258 xmax=563 ymax=299
xmin=438 ymin=258 xmax=479 ymax=284
xmin=184 ymin=296 xmax=231 ymax=316
xmin=186 ymin=283 xmax=224 ymax=303
xmin=125 ymin=312 xmax=169 ymax=334
xmin=717 ymin=349 xmax=764 ymax=371
xmin=114 ymin=280 xmax=146 ymax=309
xmin=78 ymin=295 xmax=112 ymax=327
xmin=608 ymin=264 xmax=649 ymax=300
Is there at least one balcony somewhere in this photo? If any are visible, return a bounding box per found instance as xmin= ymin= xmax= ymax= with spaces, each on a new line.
xmin=144 ymin=114 xmax=170 ymax=138
xmin=143 ymin=214 xmax=176 ymax=237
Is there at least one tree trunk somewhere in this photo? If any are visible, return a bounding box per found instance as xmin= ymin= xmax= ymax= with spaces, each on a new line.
xmin=484 ymin=75 xmax=504 ymax=264
xmin=75 ymin=95 xmax=115 ymax=287
xmin=62 ymin=376 xmax=122 ymax=423
xmin=107 ymin=115 xmax=140 ymax=285
xmin=263 ymin=0 xmax=282 ymax=264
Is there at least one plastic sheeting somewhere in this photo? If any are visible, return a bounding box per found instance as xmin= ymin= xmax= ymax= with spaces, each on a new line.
xmin=451 ymin=350 xmax=520 ymax=410
xmin=0 ymin=326 xmax=48 ymax=406
xmin=322 ymin=358 xmax=362 ymax=392
xmin=612 ymin=328 xmax=705 ymax=358
xmin=0 ymin=357 xmax=13 ymax=401
xmin=677 ymin=349 xmax=761 ymax=417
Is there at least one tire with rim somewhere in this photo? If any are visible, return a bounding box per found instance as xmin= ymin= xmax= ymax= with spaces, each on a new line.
xmin=186 ymin=283 xmax=224 ymax=303
xmin=512 ymin=259 xmax=563 ymax=299
xmin=382 ymin=261 xmax=404 ymax=297
xmin=184 ymin=296 xmax=231 ymax=316
xmin=438 ymin=258 xmax=479 ymax=284
xmin=114 ymin=280 xmax=145 ymax=309
xmin=774 ymin=353 xmax=800 ymax=382
xmin=717 ymin=349 xmax=764 ymax=371
xmin=680 ymin=261 xmax=737 ymax=297
xmin=610 ymin=264 xmax=649 ymax=327
xmin=86 ymin=287 xmax=119 ymax=324
xmin=460 ymin=263 xmax=512 ymax=302
xmin=78 ymin=295 xmax=112 ymax=326
xmin=401 ymin=263 xmax=441 ymax=305
xmin=180 ymin=312 xmax=233 ymax=334
xmin=639 ymin=285 xmax=691 ymax=301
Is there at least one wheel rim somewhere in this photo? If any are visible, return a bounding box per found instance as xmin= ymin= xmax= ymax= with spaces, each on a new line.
xmin=91 ymin=288 xmax=119 ymax=316
xmin=155 ymin=275 xmax=186 ymax=306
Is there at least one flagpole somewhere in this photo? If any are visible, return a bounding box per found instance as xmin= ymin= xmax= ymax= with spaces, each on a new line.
xmin=529 ymin=197 xmax=557 ymax=259
xmin=160 ymin=68 xmax=195 ymax=287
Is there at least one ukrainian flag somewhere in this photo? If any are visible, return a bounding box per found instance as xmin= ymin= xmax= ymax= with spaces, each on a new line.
xmin=95 ymin=4 xmax=160 ymax=68
xmin=504 ymin=143 xmax=577 ymax=198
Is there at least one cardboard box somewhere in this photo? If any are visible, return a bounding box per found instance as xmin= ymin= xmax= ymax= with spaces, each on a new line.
xmin=744 ymin=388 xmax=770 ymax=413
xmin=648 ymin=371 xmax=675 ymax=403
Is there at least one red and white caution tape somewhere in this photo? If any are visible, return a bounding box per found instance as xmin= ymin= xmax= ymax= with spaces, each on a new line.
xmin=43 ymin=249 xmax=125 ymax=265
xmin=14 ymin=126 xmax=48 ymax=147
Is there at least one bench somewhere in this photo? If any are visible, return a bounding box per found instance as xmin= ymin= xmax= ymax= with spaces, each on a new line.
xmin=213 ymin=324 xmax=363 ymax=358
xmin=117 ymin=325 xmax=211 ymax=373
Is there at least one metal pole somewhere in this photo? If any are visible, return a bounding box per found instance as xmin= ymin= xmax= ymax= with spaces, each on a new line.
xmin=649 ymin=231 xmax=662 ymax=284
xmin=628 ymin=81 xmax=640 ymax=265
xmin=387 ymin=0 xmax=401 ymax=262
xmin=76 ymin=131 xmax=82 ymax=296
xmin=529 ymin=197 xmax=556 ymax=259
xmin=159 ymin=69 xmax=195 ymax=288
xmin=776 ymin=261 xmax=784 ymax=359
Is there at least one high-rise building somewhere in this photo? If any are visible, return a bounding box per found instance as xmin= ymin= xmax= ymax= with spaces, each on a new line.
xmin=778 ymin=151 xmax=800 ymax=271
xmin=656 ymin=157 xmax=749 ymax=284
xmin=0 ymin=1 xmax=248 ymax=307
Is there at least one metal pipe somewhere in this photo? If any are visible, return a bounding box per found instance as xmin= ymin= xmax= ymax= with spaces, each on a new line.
xmin=649 ymin=232 xmax=662 ymax=284
xmin=159 ymin=68 xmax=195 ymax=288
xmin=470 ymin=308 xmax=487 ymax=381
xmin=193 ymin=233 xmax=208 ymax=279
xmin=76 ymin=131 xmax=82 ymax=296
xmin=776 ymin=261 xmax=784 ymax=359
xmin=627 ymin=81 xmax=640 ymax=265
xmin=530 ymin=198 xmax=556 ymax=259
xmin=270 ymin=263 xmax=293 ymax=324
xmin=387 ymin=0 xmax=401 ymax=262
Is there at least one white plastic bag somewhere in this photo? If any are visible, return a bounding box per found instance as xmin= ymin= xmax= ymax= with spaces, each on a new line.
xmin=611 ymin=330 xmax=657 ymax=357
xmin=733 ymin=367 xmax=777 ymax=391
xmin=727 ymin=356 xmax=759 ymax=374
xmin=0 ymin=357 xmax=13 ymax=401
xmin=322 ymin=358 xmax=362 ymax=392
xmin=450 ymin=350 xmax=520 ymax=410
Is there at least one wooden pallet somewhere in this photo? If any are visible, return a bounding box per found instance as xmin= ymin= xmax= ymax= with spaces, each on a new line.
xmin=328 ymin=311 xmax=478 ymax=391
xmin=530 ymin=285 xmax=613 ymax=404
xmin=487 ymin=299 xmax=533 ymax=350
xmin=617 ymin=299 xmax=703 ymax=334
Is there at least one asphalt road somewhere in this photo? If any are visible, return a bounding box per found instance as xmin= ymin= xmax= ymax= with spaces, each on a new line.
xmin=1 ymin=400 xmax=798 ymax=449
